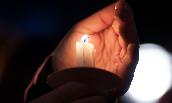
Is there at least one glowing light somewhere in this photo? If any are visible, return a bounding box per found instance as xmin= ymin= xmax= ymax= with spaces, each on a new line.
xmin=81 ymin=34 xmax=89 ymax=43
xmin=76 ymin=34 xmax=94 ymax=66
xmin=124 ymin=43 xmax=172 ymax=103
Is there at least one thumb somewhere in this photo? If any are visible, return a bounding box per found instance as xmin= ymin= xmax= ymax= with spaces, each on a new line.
xmin=112 ymin=0 xmax=138 ymax=44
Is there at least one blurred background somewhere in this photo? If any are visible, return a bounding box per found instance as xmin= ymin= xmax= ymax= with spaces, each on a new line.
xmin=0 ymin=0 xmax=172 ymax=103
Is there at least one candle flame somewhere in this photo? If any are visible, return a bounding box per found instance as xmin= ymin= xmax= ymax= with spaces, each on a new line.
xmin=81 ymin=34 xmax=89 ymax=43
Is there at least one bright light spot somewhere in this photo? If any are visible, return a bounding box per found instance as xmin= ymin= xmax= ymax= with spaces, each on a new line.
xmin=81 ymin=34 xmax=89 ymax=43
xmin=125 ymin=43 xmax=172 ymax=103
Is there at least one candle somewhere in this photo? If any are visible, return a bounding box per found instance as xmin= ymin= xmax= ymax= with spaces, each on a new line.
xmin=76 ymin=34 xmax=95 ymax=67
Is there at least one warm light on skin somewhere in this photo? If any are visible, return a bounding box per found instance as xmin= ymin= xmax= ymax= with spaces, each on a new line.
xmin=52 ymin=0 xmax=139 ymax=94
xmin=123 ymin=43 xmax=172 ymax=103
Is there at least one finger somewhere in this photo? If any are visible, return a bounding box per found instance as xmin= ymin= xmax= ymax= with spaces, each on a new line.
xmin=112 ymin=0 xmax=139 ymax=45
xmin=72 ymin=3 xmax=116 ymax=34
xmin=112 ymin=0 xmax=139 ymax=79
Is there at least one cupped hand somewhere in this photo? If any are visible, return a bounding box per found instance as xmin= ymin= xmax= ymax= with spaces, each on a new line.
xmin=52 ymin=0 xmax=139 ymax=89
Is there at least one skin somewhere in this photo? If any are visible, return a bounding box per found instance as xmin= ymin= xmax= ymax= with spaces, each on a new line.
xmin=52 ymin=0 xmax=139 ymax=94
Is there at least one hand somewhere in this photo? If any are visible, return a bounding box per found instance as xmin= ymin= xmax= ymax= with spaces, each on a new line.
xmin=30 ymin=82 xmax=108 ymax=103
xmin=52 ymin=0 xmax=139 ymax=91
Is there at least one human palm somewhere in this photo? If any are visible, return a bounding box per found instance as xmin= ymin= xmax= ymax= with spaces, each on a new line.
xmin=53 ymin=0 xmax=139 ymax=82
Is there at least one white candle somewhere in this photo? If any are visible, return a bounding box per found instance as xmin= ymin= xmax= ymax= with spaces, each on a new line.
xmin=76 ymin=35 xmax=95 ymax=67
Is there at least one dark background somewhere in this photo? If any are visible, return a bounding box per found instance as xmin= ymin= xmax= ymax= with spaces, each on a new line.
xmin=0 ymin=0 xmax=172 ymax=102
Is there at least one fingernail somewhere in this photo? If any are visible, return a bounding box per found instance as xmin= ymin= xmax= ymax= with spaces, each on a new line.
xmin=114 ymin=0 xmax=127 ymax=18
